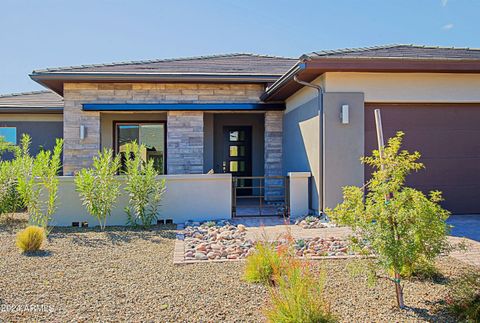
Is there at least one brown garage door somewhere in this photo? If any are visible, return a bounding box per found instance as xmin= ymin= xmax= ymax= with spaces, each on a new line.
xmin=365 ymin=103 xmax=480 ymax=214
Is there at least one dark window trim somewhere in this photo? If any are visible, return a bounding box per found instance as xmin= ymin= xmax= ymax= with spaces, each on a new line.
xmin=113 ymin=120 xmax=167 ymax=174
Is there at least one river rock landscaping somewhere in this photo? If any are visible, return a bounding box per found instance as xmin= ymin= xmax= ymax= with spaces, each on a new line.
xmin=295 ymin=215 xmax=338 ymax=229
xmin=183 ymin=221 xmax=364 ymax=262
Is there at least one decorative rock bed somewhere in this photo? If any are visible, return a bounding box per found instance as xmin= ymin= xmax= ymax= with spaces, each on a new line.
xmin=294 ymin=216 xmax=338 ymax=229
xmin=183 ymin=220 xmax=363 ymax=262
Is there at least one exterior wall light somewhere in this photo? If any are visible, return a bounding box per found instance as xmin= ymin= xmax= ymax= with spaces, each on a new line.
xmin=341 ymin=104 xmax=349 ymax=124
xmin=80 ymin=125 xmax=86 ymax=140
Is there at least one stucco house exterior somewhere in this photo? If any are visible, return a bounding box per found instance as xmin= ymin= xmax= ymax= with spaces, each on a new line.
xmin=2 ymin=44 xmax=480 ymax=222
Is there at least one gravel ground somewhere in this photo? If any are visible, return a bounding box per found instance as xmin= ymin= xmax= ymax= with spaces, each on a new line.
xmin=0 ymin=217 xmax=473 ymax=322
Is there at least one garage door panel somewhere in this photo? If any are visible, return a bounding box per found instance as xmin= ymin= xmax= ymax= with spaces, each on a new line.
xmin=365 ymin=103 xmax=480 ymax=214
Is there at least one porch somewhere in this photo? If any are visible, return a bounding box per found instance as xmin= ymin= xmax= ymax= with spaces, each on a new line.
xmin=92 ymin=109 xmax=286 ymax=217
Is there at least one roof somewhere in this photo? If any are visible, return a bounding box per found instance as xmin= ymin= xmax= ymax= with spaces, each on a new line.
xmin=263 ymin=44 xmax=480 ymax=101
xmin=33 ymin=53 xmax=297 ymax=75
xmin=0 ymin=91 xmax=63 ymax=113
xmin=304 ymin=44 xmax=480 ymax=60
xmin=30 ymin=53 xmax=298 ymax=95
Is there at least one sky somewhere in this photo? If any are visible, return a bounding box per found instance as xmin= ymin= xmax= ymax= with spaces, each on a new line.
xmin=0 ymin=0 xmax=479 ymax=94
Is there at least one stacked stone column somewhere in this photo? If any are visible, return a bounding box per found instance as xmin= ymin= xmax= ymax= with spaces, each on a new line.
xmin=264 ymin=111 xmax=284 ymax=202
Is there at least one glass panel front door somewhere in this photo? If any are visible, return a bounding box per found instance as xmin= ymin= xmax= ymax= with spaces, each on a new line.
xmin=223 ymin=126 xmax=252 ymax=196
xmin=116 ymin=123 xmax=165 ymax=174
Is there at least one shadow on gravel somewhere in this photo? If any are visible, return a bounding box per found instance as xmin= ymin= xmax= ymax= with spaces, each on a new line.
xmin=23 ymin=250 xmax=53 ymax=258
xmin=403 ymin=303 xmax=453 ymax=322
xmin=49 ymin=225 xmax=177 ymax=247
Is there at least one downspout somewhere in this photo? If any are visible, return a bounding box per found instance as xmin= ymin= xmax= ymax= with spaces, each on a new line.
xmin=293 ymin=75 xmax=325 ymax=215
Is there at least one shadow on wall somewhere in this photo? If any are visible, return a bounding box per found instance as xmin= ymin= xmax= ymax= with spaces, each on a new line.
xmin=283 ymin=97 xmax=320 ymax=212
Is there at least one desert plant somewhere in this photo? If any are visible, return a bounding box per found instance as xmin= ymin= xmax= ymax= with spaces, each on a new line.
xmin=328 ymin=132 xmax=450 ymax=308
xmin=0 ymin=160 xmax=23 ymax=216
xmin=75 ymin=149 xmax=120 ymax=230
xmin=17 ymin=137 xmax=63 ymax=229
xmin=122 ymin=142 xmax=166 ymax=228
xmin=447 ymin=271 xmax=480 ymax=322
xmin=244 ymin=241 xmax=289 ymax=285
xmin=16 ymin=225 xmax=45 ymax=253
xmin=265 ymin=264 xmax=336 ymax=323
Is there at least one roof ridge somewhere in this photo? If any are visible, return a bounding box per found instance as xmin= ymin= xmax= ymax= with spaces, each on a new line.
xmin=33 ymin=53 xmax=297 ymax=73
xmin=0 ymin=90 xmax=55 ymax=98
xmin=309 ymin=44 xmax=480 ymax=57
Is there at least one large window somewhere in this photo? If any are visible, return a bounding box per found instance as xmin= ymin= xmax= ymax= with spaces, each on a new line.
xmin=0 ymin=127 xmax=17 ymax=144
xmin=115 ymin=122 xmax=166 ymax=174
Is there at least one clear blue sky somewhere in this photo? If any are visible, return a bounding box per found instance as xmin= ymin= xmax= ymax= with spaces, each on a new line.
xmin=1 ymin=0 xmax=478 ymax=94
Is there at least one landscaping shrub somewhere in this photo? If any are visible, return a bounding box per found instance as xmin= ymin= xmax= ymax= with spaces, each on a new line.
xmin=265 ymin=264 xmax=336 ymax=323
xmin=16 ymin=225 xmax=45 ymax=253
xmin=17 ymin=137 xmax=63 ymax=230
xmin=123 ymin=142 xmax=166 ymax=228
xmin=447 ymin=271 xmax=480 ymax=322
xmin=244 ymin=241 xmax=287 ymax=285
xmin=0 ymin=160 xmax=23 ymax=216
xmin=328 ymin=132 xmax=450 ymax=308
xmin=75 ymin=149 xmax=120 ymax=230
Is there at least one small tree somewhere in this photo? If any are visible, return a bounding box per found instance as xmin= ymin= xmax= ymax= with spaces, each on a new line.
xmin=75 ymin=149 xmax=120 ymax=230
xmin=123 ymin=142 xmax=166 ymax=228
xmin=17 ymin=137 xmax=63 ymax=229
xmin=328 ymin=132 xmax=450 ymax=308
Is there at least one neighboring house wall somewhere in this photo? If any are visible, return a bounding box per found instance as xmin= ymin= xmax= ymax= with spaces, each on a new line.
xmin=63 ymin=83 xmax=263 ymax=174
xmin=323 ymin=72 xmax=480 ymax=102
xmin=0 ymin=115 xmax=63 ymax=160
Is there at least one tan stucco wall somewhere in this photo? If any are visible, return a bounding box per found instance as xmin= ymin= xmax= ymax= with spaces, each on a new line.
xmin=49 ymin=174 xmax=232 ymax=226
xmin=324 ymin=72 xmax=480 ymax=103
xmin=285 ymin=74 xmax=326 ymax=113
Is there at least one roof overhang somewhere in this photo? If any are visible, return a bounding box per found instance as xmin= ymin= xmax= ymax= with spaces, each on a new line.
xmin=262 ymin=57 xmax=480 ymax=101
xmin=83 ymin=102 xmax=285 ymax=112
xmin=30 ymin=72 xmax=283 ymax=95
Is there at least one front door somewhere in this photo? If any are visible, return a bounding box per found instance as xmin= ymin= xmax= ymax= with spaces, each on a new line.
xmin=223 ymin=126 xmax=252 ymax=195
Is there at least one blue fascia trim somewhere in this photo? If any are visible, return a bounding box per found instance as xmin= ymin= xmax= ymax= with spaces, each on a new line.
xmin=83 ymin=103 xmax=285 ymax=111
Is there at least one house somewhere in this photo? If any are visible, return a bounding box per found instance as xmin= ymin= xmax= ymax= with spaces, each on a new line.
xmin=2 ymin=45 xmax=480 ymax=222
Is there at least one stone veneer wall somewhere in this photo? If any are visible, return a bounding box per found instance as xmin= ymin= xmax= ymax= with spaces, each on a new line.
xmin=62 ymin=83 xmax=263 ymax=175
xmin=264 ymin=111 xmax=284 ymax=201
xmin=167 ymin=111 xmax=204 ymax=174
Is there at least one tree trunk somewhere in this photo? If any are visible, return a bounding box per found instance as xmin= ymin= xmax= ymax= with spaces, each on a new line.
xmin=394 ymin=271 xmax=405 ymax=309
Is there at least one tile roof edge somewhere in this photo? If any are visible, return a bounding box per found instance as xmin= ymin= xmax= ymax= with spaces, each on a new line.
xmin=0 ymin=90 xmax=59 ymax=98
xmin=32 ymin=53 xmax=298 ymax=73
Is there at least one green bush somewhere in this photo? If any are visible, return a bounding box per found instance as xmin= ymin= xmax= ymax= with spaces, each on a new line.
xmin=75 ymin=149 xmax=120 ymax=230
xmin=123 ymin=142 xmax=166 ymax=228
xmin=0 ymin=160 xmax=23 ymax=215
xmin=17 ymin=136 xmax=63 ymax=230
xmin=265 ymin=265 xmax=336 ymax=323
xmin=244 ymin=241 xmax=288 ymax=285
xmin=16 ymin=225 xmax=45 ymax=253
xmin=447 ymin=271 xmax=480 ymax=322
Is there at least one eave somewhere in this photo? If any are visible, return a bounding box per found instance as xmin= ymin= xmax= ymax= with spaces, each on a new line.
xmin=262 ymin=57 xmax=480 ymax=101
xmin=83 ymin=102 xmax=285 ymax=112
xmin=29 ymin=72 xmax=283 ymax=96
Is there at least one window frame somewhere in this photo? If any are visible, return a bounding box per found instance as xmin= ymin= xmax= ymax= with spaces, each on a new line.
xmin=113 ymin=120 xmax=167 ymax=174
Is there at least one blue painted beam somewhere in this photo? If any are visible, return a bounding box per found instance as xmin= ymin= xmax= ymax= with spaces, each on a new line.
xmin=83 ymin=103 xmax=285 ymax=111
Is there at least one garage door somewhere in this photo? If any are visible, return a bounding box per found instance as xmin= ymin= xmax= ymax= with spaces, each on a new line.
xmin=365 ymin=103 xmax=480 ymax=214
